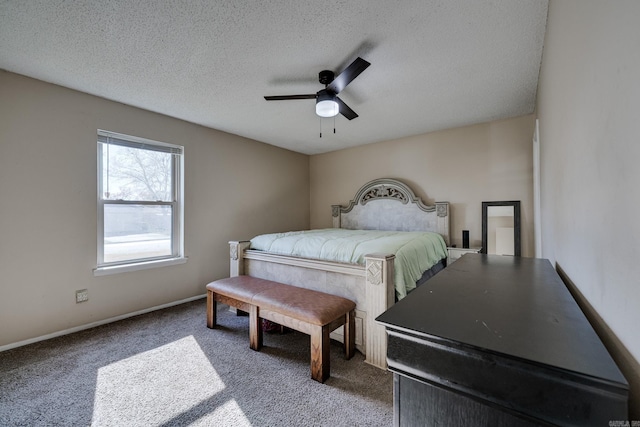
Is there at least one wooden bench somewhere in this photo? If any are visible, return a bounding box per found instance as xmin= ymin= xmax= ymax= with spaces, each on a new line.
xmin=206 ymin=276 xmax=356 ymax=383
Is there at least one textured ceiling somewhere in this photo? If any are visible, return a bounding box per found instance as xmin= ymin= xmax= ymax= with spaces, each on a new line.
xmin=0 ymin=1 xmax=548 ymax=155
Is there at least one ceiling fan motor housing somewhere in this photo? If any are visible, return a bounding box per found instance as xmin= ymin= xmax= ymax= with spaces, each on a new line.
xmin=318 ymin=70 xmax=335 ymax=85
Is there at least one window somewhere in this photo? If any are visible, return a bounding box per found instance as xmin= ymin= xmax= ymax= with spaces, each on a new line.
xmin=95 ymin=130 xmax=184 ymax=275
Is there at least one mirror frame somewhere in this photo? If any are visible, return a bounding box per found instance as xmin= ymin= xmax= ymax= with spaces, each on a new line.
xmin=481 ymin=201 xmax=521 ymax=256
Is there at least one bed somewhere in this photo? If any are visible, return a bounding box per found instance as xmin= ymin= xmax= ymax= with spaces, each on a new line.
xmin=229 ymin=178 xmax=450 ymax=369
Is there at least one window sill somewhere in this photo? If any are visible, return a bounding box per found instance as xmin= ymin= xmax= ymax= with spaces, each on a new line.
xmin=93 ymin=257 xmax=188 ymax=276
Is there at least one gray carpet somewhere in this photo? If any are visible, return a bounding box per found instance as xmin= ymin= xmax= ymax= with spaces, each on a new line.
xmin=0 ymin=299 xmax=393 ymax=426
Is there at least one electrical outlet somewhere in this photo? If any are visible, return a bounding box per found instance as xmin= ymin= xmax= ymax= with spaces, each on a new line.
xmin=76 ymin=289 xmax=88 ymax=303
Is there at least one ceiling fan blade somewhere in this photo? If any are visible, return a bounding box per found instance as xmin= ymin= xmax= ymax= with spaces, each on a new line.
xmin=327 ymin=57 xmax=371 ymax=94
xmin=336 ymin=97 xmax=358 ymax=120
xmin=264 ymin=94 xmax=316 ymax=101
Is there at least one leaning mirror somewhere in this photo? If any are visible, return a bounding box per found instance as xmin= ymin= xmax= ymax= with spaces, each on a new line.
xmin=482 ymin=201 xmax=521 ymax=256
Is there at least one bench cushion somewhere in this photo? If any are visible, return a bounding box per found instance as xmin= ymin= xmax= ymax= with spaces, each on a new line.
xmin=207 ymin=276 xmax=283 ymax=302
xmin=207 ymin=276 xmax=356 ymax=326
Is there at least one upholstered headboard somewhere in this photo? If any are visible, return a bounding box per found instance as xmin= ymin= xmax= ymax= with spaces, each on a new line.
xmin=331 ymin=178 xmax=450 ymax=245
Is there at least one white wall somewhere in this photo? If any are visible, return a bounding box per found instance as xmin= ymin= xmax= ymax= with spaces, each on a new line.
xmin=537 ymin=0 xmax=640 ymax=417
xmin=0 ymin=71 xmax=309 ymax=348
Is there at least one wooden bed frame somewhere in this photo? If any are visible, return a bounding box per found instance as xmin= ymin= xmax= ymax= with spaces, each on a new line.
xmin=229 ymin=178 xmax=450 ymax=369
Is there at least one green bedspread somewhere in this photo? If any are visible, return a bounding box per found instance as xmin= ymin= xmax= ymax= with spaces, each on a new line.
xmin=250 ymin=228 xmax=448 ymax=299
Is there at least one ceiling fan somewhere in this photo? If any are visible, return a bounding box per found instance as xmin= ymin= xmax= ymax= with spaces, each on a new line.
xmin=264 ymin=57 xmax=371 ymax=120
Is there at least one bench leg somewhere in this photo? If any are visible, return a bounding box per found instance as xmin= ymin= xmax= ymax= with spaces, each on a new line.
xmin=344 ymin=309 xmax=355 ymax=360
xmin=310 ymin=325 xmax=331 ymax=383
xmin=249 ymin=305 xmax=263 ymax=351
xmin=206 ymin=290 xmax=217 ymax=329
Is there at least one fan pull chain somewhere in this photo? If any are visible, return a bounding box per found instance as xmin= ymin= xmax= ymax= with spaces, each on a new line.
xmin=319 ymin=117 xmax=337 ymax=138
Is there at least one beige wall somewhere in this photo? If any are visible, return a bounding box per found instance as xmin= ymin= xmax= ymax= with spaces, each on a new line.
xmin=310 ymin=114 xmax=536 ymax=256
xmin=0 ymin=71 xmax=309 ymax=348
xmin=537 ymin=0 xmax=640 ymax=417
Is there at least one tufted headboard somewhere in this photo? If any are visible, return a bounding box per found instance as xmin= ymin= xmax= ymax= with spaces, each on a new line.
xmin=331 ymin=178 xmax=450 ymax=245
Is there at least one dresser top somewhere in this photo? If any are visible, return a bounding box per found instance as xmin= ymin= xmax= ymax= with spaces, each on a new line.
xmin=376 ymin=254 xmax=626 ymax=385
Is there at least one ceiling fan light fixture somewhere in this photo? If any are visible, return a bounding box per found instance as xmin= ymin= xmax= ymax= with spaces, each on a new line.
xmin=316 ymin=90 xmax=339 ymax=118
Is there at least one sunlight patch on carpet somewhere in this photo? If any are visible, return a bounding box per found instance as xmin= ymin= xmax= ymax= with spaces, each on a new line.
xmin=197 ymin=399 xmax=252 ymax=427
xmin=92 ymin=335 xmax=237 ymax=425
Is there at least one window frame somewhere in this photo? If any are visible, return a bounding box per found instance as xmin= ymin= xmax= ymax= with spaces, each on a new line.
xmin=94 ymin=130 xmax=185 ymax=276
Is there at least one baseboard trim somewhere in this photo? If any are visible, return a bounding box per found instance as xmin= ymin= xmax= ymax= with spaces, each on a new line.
xmin=0 ymin=294 xmax=207 ymax=353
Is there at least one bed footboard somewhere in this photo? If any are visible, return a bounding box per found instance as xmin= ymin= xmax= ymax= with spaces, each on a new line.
xmin=229 ymin=240 xmax=394 ymax=369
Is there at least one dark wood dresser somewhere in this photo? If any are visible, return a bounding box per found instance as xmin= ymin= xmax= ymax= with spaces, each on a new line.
xmin=376 ymin=254 xmax=628 ymax=426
